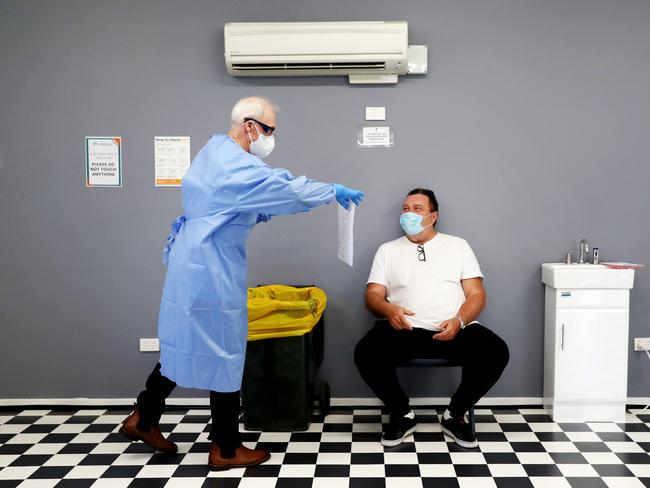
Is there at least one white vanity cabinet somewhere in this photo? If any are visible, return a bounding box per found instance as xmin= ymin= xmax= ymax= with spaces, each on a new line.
xmin=542 ymin=263 xmax=635 ymax=422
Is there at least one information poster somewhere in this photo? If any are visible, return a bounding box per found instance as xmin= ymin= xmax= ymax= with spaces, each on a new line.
xmin=85 ymin=137 xmax=122 ymax=187
xmin=154 ymin=136 xmax=191 ymax=187
xmin=361 ymin=126 xmax=391 ymax=146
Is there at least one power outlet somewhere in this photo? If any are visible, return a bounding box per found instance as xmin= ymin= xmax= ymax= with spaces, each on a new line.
xmin=139 ymin=338 xmax=160 ymax=352
xmin=634 ymin=337 xmax=650 ymax=351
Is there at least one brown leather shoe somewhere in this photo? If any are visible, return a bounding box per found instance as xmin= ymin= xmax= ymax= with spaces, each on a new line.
xmin=208 ymin=443 xmax=270 ymax=470
xmin=119 ymin=405 xmax=178 ymax=454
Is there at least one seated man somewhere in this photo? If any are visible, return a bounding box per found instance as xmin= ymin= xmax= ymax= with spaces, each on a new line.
xmin=354 ymin=188 xmax=509 ymax=449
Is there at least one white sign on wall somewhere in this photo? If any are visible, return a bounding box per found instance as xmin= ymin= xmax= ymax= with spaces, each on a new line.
xmin=154 ymin=136 xmax=191 ymax=187
xmin=85 ymin=137 xmax=122 ymax=187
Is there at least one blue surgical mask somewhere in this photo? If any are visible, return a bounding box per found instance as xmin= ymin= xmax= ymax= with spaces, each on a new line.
xmin=400 ymin=212 xmax=434 ymax=235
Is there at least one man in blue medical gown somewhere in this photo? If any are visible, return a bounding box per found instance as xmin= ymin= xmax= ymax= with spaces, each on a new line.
xmin=120 ymin=96 xmax=364 ymax=469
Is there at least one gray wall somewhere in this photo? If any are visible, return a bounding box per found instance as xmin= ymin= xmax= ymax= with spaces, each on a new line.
xmin=1 ymin=0 xmax=649 ymax=401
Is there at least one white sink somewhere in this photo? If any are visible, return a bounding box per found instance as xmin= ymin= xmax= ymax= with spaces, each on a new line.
xmin=541 ymin=263 xmax=635 ymax=289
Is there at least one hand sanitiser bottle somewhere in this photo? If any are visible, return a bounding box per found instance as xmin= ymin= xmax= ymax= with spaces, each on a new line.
xmin=592 ymin=247 xmax=599 ymax=265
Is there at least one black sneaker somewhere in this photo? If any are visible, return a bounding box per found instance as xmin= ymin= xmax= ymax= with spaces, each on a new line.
xmin=381 ymin=411 xmax=417 ymax=447
xmin=441 ymin=410 xmax=478 ymax=449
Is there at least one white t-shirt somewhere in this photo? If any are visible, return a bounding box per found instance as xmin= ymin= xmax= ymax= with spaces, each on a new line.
xmin=367 ymin=233 xmax=483 ymax=331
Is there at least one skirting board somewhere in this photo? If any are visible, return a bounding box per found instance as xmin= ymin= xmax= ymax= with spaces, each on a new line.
xmin=1 ymin=397 xmax=649 ymax=408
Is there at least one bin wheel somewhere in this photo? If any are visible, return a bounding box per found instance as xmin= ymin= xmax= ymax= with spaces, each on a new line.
xmin=319 ymin=382 xmax=331 ymax=417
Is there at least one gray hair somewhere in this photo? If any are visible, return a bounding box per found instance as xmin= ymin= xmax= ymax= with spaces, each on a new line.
xmin=230 ymin=96 xmax=280 ymax=128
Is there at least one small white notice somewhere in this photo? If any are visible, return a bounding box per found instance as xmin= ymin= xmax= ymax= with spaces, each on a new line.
xmin=155 ymin=136 xmax=191 ymax=187
xmin=365 ymin=106 xmax=386 ymax=121
xmin=85 ymin=137 xmax=122 ymax=187
xmin=361 ymin=126 xmax=391 ymax=147
xmin=338 ymin=202 xmax=355 ymax=267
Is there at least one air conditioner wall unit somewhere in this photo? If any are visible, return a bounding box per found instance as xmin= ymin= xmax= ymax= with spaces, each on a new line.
xmin=224 ymin=21 xmax=427 ymax=84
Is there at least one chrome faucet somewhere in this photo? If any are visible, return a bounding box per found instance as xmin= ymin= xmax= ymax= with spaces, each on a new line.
xmin=579 ymin=238 xmax=590 ymax=264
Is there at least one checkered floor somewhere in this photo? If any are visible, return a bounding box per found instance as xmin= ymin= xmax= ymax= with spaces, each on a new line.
xmin=1 ymin=406 xmax=649 ymax=488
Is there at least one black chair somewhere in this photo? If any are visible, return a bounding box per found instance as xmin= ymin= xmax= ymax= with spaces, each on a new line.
xmin=400 ymin=358 xmax=476 ymax=434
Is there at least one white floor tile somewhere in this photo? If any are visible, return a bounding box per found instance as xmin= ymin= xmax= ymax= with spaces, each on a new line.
xmin=504 ymin=432 xmax=539 ymax=442
xmin=278 ymin=464 xmax=316 ymax=477
xmin=383 ymin=452 xmax=419 ymax=464
xmin=171 ymin=423 xmax=205 ymax=433
xmin=0 ymin=455 xmax=19 ymax=468
xmin=17 ymin=480 xmax=59 ymax=488
xmin=588 ymin=423 xmax=623 ymax=433
xmin=312 ymin=478 xmax=350 ymax=488
xmin=284 ymin=442 xmax=320 ymax=453
xmin=627 ymin=432 xmax=650 ymax=442
xmin=163 ymin=478 xmax=205 ymax=488
xmin=316 ymin=452 xmax=351 ymax=464
xmin=237 ymin=479 xmax=278 ymax=488
xmin=605 ymin=442 xmax=645 ymax=453
xmin=91 ymin=479 xmax=133 ymax=488
xmin=90 ymin=443 xmax=131 ymax=454
xmin=603 ymin=477 xmax=648 ymax=488
xmin=0 ymin=466 xmax=39 ymax=480
xmin=320 ymin=432 xmax=353 ymax=442
xmin=528 ymin=423 xmax=562 ymax=432
xmin=135 ymin=464 xmax=178 ymax=478
xmin=515 ymin=452 xmax=555 ymax=464
xmin=557 ymin=463 xmax=599 ymax=477
xmin=43 ymin=454 xmax=87 ymax=466
xmin=494 ymin=414 xmax=526 ymax=423
xmin=24 ymin=443 xmax=65 ymax=455
xmin=488 ymin=463 xmax=527 ymax=477
xmin=541 ymin=441 xmax=579 ymax=453
xmin=327 ymin=414 xmax=354 ymax=423
xmin=64 ymin=465 xmax=109 ymax=479
xmin=34 ymin=415 xmax=71 ymax=425
xmin=583 ymin=452 xmax=625 ymax=464
xmin=479 ymin=442 xmax=514 ymax=453
xmin=351 ymin=441 xmax=384 ymax=453
xmin=627 ymin=464 xmax=650 ymax=477
xmin=565 ymin=431 xmax=601 ymax=442
xmin=0 ymin=424 xmax=28 ymax=434
xmin=419 ymin=464 xmax=456 ymax=477
xmin=349 ymin=464 xmax=385 ymax=477
xmin=450 ymin=452 xmax=487 ymax=464
xmin=530 ymin=478 xmax=572 ymax=488
xmin=112 ymin=453 xmax=154 ymax=466
xmin=386 ymin=478 xmax=423 ymax=488
xmin=413 ymin=441 xmax=449 ymax=452
xmin=458 ymin=478 xmax=498 ymax=488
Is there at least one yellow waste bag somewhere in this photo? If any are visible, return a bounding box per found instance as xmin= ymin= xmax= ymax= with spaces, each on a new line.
xmin=247 ymin=285 xmax=327 ymax=341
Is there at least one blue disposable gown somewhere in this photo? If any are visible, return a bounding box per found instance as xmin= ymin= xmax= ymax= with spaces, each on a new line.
xmin=158 ymin=134 xmax=335 ymax=392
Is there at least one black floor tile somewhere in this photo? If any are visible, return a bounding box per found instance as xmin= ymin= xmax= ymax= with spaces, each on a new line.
xmin=314 ymin=464 xmax=350 ymax=477
xmin=522 ymin=464 xmax=563 ymax=476
xmin=385 ymin=464 xmax=420 ymax=477
xmin=454 ymin=464 xmax=491 ymax=477
xmin=566 ymin=478 xmax=608 ymax=488
xmin=494 ymin=478 xmax=535 ymax=488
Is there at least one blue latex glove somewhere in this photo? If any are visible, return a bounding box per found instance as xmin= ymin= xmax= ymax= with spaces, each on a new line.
xmin=333 ymin=183 xmax=364 ymax=210
xmin=256 ymin=214 xmax=272 ymax=224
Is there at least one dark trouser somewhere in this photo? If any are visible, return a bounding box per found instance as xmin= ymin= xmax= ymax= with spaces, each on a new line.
xmin=354 ymin=321 xmax=509 ymax=418
xmin=136 ymin=363 xmax=242 ymax=456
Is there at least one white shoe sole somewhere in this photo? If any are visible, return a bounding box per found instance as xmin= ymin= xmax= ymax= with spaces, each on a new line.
xmin=380 ymin=425 xmax=417 ymax=447
xmin=442 ymin=426 xmax=479 ymax=449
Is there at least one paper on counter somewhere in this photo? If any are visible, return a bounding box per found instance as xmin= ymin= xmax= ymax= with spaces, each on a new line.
xmin=338 ymin=202 xmax=355 ymax=267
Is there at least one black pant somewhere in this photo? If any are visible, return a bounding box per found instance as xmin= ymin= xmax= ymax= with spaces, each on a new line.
xmin=354 ymin=321 xmax=509 ymax=418
xmin=136 ymin=363 xmax=242 ymax=456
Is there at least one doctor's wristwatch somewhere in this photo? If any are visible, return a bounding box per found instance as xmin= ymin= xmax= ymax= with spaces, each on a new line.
xmin=455 ymin=315 xmax=467 ymax=329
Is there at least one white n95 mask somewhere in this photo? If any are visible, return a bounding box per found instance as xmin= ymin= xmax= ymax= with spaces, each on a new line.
xmin=248 ymin=125 xmax=275 ymax=158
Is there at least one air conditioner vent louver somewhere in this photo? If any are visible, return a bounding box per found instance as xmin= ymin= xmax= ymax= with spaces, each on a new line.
xmin=231 ymin=62 xmax=387 ymax=72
